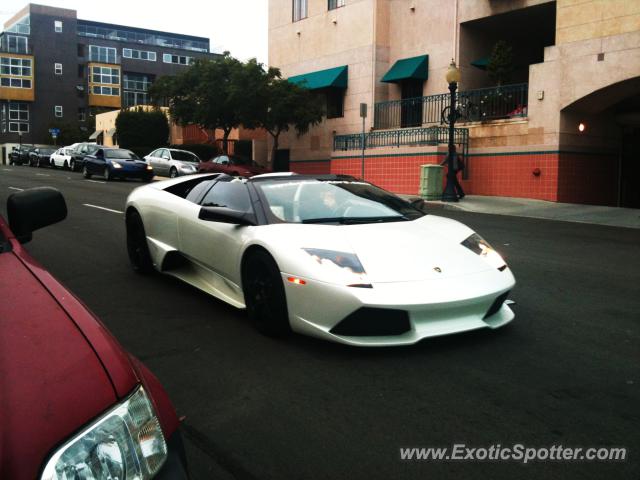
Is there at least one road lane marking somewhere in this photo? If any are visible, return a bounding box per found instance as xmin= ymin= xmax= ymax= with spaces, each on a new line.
xmin=8 ymin=187 xmax=24 ymax=191
xmin=36 ymin=173 xmax=50 ymax=176
xmin=83 ymin=203 xmax=124 ymax=214
xmin=87 ymin=180 xmax=106 ymax=184
xmin=3 ymin=169 xmax=13 ymax=172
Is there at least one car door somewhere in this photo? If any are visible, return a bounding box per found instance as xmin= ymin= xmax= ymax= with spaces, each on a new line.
xmin=88 ymin=149 xmax=106 ymax=174
xmin=158 ymin=149 xmax=172 ymax=176
xmin=178 ymin=180 xmax=253 ymax=293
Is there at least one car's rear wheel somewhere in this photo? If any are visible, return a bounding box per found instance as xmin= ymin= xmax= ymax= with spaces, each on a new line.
xmin=243 ymin=250 xmax=291 ymax=336
xmin=169 ymin=167 xmax=178 ymax=178
xmin=126 ymin=211 xmax=154 ymax=274
xmin=83 ymin=166 xmax=92 ymax=179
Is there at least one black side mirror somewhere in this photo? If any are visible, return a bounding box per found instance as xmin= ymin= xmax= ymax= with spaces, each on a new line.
xmin=7 ymin=187 xmax=67 ymax=244
xmin=198 ymin=206 xmax=256 ymax=226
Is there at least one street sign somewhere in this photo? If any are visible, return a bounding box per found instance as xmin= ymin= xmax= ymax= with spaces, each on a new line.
xmin=360 ymin=103 xmax=367 ymax=118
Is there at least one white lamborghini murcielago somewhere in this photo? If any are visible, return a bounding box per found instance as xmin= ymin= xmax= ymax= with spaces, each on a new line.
xmin=125 ymin=173 xmax=516 ymax=346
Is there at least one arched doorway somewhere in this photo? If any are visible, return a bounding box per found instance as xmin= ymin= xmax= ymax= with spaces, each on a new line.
xmin=560 ymin=77 xmax=640 ymax=208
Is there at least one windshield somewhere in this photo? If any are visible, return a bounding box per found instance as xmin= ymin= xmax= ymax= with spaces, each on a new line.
xmin=172 ymin=150 xmax=199 ymax=162
xmin=255 ymin=179 xmax=425 ymax=224
xmin=105 ymin=149 xmax=139 ymax=160
xmin=40 ymin=148 xmax=56 ymax=154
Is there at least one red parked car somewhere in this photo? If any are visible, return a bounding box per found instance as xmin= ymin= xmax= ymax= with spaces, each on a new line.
xmin=0 ymin=187 xmax=187 ymax=479
xmin=198 ymin=154 xmax=270 ymax=177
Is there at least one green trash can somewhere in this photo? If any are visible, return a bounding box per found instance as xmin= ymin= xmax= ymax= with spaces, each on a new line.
xmin=419 ymin=164 xmax=443 ymax=200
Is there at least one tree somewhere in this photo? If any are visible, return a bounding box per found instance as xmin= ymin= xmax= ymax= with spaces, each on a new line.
xmin=487 ymin=40 xmax=515 ymax=86
xmin=258 ymin=76 xmax=324 ymax=166
xmin=46 ymin=120 xmax=92 ymax=146
xmin=115 ymin=107 xmax=169 ymax=150
xmin=150 ymin=53 xmax=271 ymax=153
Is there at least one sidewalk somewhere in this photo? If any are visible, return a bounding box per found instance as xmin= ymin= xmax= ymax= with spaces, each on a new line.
xmin=405 ymin=195 xmax=640 ymax=229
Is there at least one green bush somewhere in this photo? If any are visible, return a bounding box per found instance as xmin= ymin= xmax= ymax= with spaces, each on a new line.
xmin=116 ymin=108 xmax=169 ymax=150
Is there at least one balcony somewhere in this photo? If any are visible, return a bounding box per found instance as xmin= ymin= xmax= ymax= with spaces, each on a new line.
xmin=373 ymin=83 xmax=529 ymax=130
xmin=334 ymin=125 xmax=469 ymax=151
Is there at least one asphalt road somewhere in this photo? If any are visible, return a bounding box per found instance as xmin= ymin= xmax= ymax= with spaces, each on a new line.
xmin=1 ymin=165 xmax=639 ymax=480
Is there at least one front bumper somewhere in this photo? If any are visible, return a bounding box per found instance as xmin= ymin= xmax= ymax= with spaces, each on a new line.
xmin=283 ymin=267 xmax=516 ymax=346
xmin=156 ymin=430 xmax=189 ymax=479
xmin=111 ymin=167 xmax=154 ymax=179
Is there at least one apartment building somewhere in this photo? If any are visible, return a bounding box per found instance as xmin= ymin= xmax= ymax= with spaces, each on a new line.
xmin=269 ymin=0 xmax=640 ymax=207
xmin=0 ymin=3 xmax=218 ymax=146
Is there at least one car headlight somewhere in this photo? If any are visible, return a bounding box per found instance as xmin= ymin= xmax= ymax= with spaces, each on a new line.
xmin=461 ymin=233 xmax=507 ymax=270
xmin=302 ymin=248 xmax=371 ymax=288
xmin=110 ymin=161 xmax=122 ymax=169
xmin=40 ymin=386 xmax=167 ymax=480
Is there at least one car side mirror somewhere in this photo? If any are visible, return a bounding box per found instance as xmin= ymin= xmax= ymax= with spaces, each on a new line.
xmin=198 ymin=206 xmax=256 ymax=226
xmin=7 ymin=187 xmax=67 ymax=244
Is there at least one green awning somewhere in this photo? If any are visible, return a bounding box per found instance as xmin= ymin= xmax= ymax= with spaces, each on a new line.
xmin=288 ymin=65 xmax=348 ymax=90
xmin=471 ymin=57 xmax=489 ymax=70
xmin=381 ymin=55 xmax=428 ymax=83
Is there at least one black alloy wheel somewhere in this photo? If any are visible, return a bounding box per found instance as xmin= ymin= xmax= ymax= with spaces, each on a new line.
xmin=243 ymin=250 xmax=291 ymax=336
xmin=126 ymin=211 xmax=154 ymax=274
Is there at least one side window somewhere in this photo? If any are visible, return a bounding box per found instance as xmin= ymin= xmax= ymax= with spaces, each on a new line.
xmin=217 ymin=155 xmax=229 ymax=165
xmin=200 ymin=181 xmax=251 ymax=211
xmin=185 ymin=179 xmax=215 ymax=203
xmin=149 ymin=149 xmax=159 ymax=157
xmin=162 ymin=150 xmax=171 ymax=159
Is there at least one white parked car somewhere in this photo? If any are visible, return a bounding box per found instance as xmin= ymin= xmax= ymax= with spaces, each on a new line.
xmin=49 ymin=147 xmax=74 ymax=169
xmin=125 ymin=173 xmax=516 ymax=346
xmin=144 ymin=148 xmax=200 ymax=178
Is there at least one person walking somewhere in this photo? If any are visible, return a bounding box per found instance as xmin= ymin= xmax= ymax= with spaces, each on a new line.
xmin=441 ymin=146 xmax=465 ymax=199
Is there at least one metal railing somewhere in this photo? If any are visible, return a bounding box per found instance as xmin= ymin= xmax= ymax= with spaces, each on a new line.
xmin=373 ymin=83 xmax=529 ymax=130
xmin=333 ymin=125 xmax=468 ymax=151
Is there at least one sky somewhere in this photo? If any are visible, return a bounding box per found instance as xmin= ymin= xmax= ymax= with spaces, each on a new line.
xmin=0 ymin=0 xmax=268 ymax=64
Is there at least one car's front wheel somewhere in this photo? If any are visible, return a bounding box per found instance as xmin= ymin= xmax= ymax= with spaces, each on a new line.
xmin=83 ymin=166 xmax=92 ymax=179
xmin=63 ymin=160 xmax=68 ymax=169
xmin=169 ymin=167 xmax=178 ymax=178
xmin=243 ymin=250 xmax=291 ymax=336
xmin=70 ymin=160 xmax=75 ymax=171
xmin=103 ymin=167 xmax=111 ymax=181
xmin=126 ymin=210 xmax=154 ymax=274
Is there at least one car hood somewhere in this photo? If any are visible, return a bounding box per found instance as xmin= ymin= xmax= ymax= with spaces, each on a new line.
xmin=262 ymin=215 xmax=494 ymax=283
xmin=0 ymin=250 xmax=119 ymax=479
xmin=111 ymin=159 xmax=148 ymax=168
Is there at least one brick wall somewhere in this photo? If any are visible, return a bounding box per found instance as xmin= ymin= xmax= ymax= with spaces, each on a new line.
xmin=290 ymin=150 xmax=619 ymax=205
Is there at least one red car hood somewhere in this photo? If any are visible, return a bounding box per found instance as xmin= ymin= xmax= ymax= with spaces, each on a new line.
xmin=0 ymin=223 xmax=138 ymax=479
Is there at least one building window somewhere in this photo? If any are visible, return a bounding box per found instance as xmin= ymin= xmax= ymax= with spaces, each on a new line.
xmin=54 ymin=20 xmax=63 ymax=33
xmin=162 ymin=53 xmax=194 ymax=65
xmin=328 ymin=0 xmax=345 ymax=9
xmin=5 ymin=15 xmax=30 ymax=35
xmin=55 ymin=63 xmax=63 ymax=75
xmin=8 ymin=102 xmax=29 ymax=132
xmin=325 ymin=90 xmax=344 ymax=118
xmin=78 ymin=108 xmax=86 ymax=122
xmin=123 ymin=73 xmax=152 ymax=107
xmin=89 ymin=45 xmax=117 ymax=64
xmin=123 ymin=48 xmax=157 ymax=62
xmin=0 ymin=57 xmax=32 ymax=88
xmin=293 ymin=0 xmax=308 ymax=21
xmin=55 ymin=105 xmax=63 ymax=118
xmin=92 ymin=85 xmax=120 ymax=96
xmin=92 ymin=65 xmax=120 ymax=85
xmin=6 ymin=35 xmax=28 ymax=54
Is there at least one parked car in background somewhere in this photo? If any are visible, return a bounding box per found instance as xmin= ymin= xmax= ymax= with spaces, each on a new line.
xmin=1 ymin=187 xmax=187 ymax=479
xmin=144 ymin=148 xmax=200 ymax=178
xmin=198 ymin=155 xmax=270 ymax=177
xmin=49 ymin=147 xmax=74 ymax=169
xmin=9 ymin=145 xmax=34 ymax=166
xmin=28 ymin=147 xmax=57 ymax=167
xmin=69 ymin=142 xmax=99 ymax=172
xmin=83 ymin=147 xmax=154 ymax=182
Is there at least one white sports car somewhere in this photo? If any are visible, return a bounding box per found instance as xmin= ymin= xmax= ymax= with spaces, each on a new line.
xmin=125 ymin=173 xmax=515 ymax=346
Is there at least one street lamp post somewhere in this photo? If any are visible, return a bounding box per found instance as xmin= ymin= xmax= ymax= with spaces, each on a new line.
xmin=442 ymin=60 xmax=461 ymax=202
